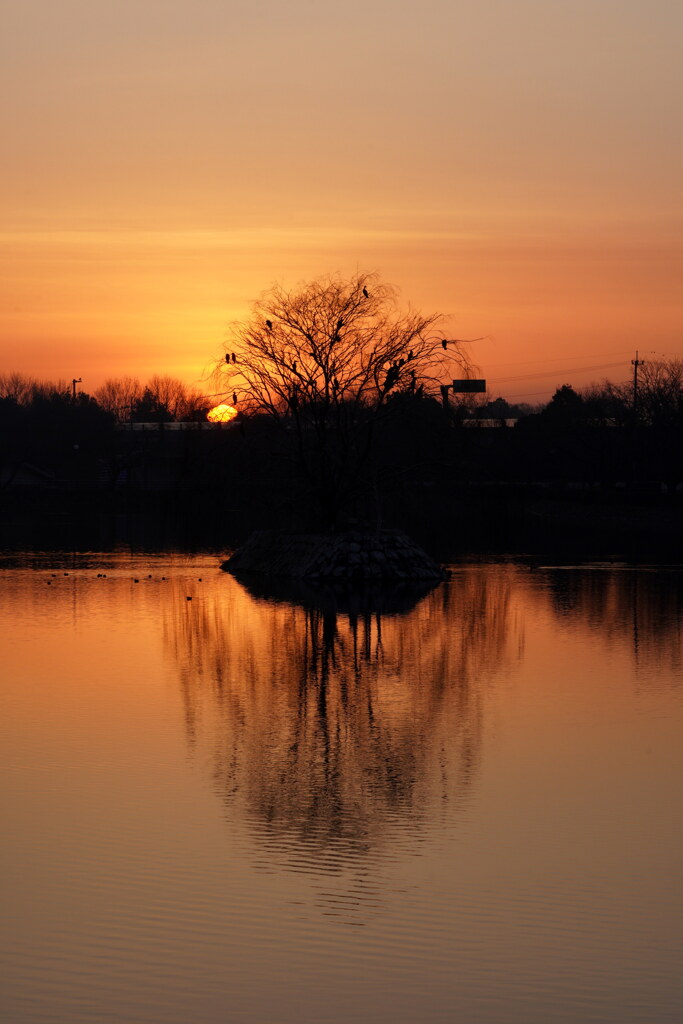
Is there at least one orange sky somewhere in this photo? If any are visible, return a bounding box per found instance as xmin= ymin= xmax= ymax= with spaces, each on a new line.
xmin=2 ymin=0 xmax=682 ymax=403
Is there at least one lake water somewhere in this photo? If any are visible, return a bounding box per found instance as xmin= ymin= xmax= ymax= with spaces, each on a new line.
xmin=1 ymin=552 xmax=682 ymax=1023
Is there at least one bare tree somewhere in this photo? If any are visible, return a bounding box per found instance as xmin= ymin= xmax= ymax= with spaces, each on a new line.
xmin=146 ymin=375 xmax=209 ymax=421
xmin=0 ymin=373 xmax=38 ymax=404
xmin=95 ymin=375 xmax=208 ymax=423
xmin=0 ymin=374 xmax=71 ymax=404
xmin=637 ymin=358 xmax=683 ymax=427
xmin=213 ymin=272 xmax=476 ymax=526
xmin=581 ymin=380 xmax=631 ymax=427
xmin=581 ymin=358 xmax=683 ymax=428
xmin=94 ymin=377 xmax=143 ymax=424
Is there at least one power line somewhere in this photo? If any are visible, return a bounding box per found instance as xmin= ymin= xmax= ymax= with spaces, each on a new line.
xmin=487 ymin=349 xmax=632 ymax=370
xmin=488 ymin=360 xmax=626 ymax=384
xmin=503 ymin=389 xmax=565 ymax=399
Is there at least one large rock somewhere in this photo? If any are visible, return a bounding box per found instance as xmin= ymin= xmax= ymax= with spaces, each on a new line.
xmin=221 ymin=529 xmax=447 ymax=581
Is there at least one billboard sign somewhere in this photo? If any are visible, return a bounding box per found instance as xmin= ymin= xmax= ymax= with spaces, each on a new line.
xmin=452 ymin=379 xmax=486 ymax=393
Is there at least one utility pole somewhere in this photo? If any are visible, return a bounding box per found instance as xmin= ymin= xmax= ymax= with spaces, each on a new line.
xmin=631 ymin=352 xmax=644 ymax=419
xmin=72 ymin=377 xmax=82 ymax=401
xmin=630 ymin=351 xmax=645 ymax=486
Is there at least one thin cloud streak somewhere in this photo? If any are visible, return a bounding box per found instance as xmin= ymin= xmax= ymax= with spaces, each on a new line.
xmin=1 ymin=1 xmax=682 ymax=399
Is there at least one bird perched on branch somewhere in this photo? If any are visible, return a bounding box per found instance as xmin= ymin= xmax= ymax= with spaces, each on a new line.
xmin=232 ymin=392 xmax=237 ymax=405
xmin=265 ymin=319 xmax=273 ymax=330
xmin=384 ymin=365 xmax=399 ymax=391
xmin=363 ymin=287 xmax=369 ymax=298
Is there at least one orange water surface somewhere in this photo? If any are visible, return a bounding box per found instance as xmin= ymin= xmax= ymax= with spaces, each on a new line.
xmin=1 ymin=554 xmax=682 ymax=1023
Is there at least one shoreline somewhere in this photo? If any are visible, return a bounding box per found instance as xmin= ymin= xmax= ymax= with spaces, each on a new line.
xmin=0 ymin=487 xmax=681 ymax=563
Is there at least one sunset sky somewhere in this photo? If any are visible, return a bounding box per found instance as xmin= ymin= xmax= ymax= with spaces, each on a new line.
xmin=2 ymin=0 xmax=682 ymax=403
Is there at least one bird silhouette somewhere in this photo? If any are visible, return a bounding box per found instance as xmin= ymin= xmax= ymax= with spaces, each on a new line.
xmin=232 ymin=392 xmax=237 ymax=405
xmin=384 ymin=365 xmax=399 ymax=390
xmin=265 ymin=319 xmax=273 ymax=330
xmin=363 ymin=287 xmax=369 ymax=298
xmin=231 ymin=353 xmax=236 ymax=363
xmin=441 ymin=339 xmax=448 ymax=350
xmin=225 ymin=353 xmax=230 ymax=363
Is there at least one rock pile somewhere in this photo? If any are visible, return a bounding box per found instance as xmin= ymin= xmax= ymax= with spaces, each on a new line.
xmin=222 ymin=529 xmax=446 ymax=581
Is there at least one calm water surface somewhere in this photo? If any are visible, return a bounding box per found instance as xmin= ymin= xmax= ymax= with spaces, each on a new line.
xmin=1 ymin=553 xmax=682 ymax=1023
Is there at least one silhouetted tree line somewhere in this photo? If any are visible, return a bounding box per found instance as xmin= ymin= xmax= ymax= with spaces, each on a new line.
xmin=0 ymin=373 xmax=211 ymax=423
xmin=1 ymin=362 xmax=681 ymax=529
xmin=512 ymin=367 xmax=683 ymax=489
xmin=94 ymin=375 xmax=211 ymax=423
xmin=370 ymin=362 xmax=682 ymax=477
xmin=0 ymin=374 xmax=211 ymax=493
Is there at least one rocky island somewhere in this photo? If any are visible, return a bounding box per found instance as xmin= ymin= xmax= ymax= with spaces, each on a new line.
xmin=221 ymin=529 xmax=447 ymax=581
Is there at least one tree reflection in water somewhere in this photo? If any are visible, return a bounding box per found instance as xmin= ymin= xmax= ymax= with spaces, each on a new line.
xmin=537 ymin=567 xmax=683 ymax=681
xmin=163 ymin=561 xmax=682 ymax=884
xmin=164 ymin=568 xmax=519 ymax=871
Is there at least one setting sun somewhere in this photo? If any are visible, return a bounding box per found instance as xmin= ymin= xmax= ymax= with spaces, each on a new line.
xmin=207 ymin=403 xmax=238 ymax=424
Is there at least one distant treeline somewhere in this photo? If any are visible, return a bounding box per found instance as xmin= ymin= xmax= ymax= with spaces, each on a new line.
xmin=0 ymin=373 xmax=212 ymax=424
xmin=1 ymin=364 xmax=682 ymax=526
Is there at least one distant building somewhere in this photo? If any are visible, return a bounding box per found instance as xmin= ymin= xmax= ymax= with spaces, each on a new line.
xmin=117 ymin=420 xmax=238 ymax=432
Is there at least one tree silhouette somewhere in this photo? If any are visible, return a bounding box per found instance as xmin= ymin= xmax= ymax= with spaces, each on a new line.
xmin=214 ymin=272 xmax=474 ymax=527
xmin=0 ymin=373 xmax=39 ymax=405
xmin=637 ymin=358 xmax=683 ymax=428
xmin=94 ymin=376 xmax=143 ymax=424
xmin=130 ymin=387 xmax=173 ymax=423
xmin=95 ymin=375 xmax=209 ymax=423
